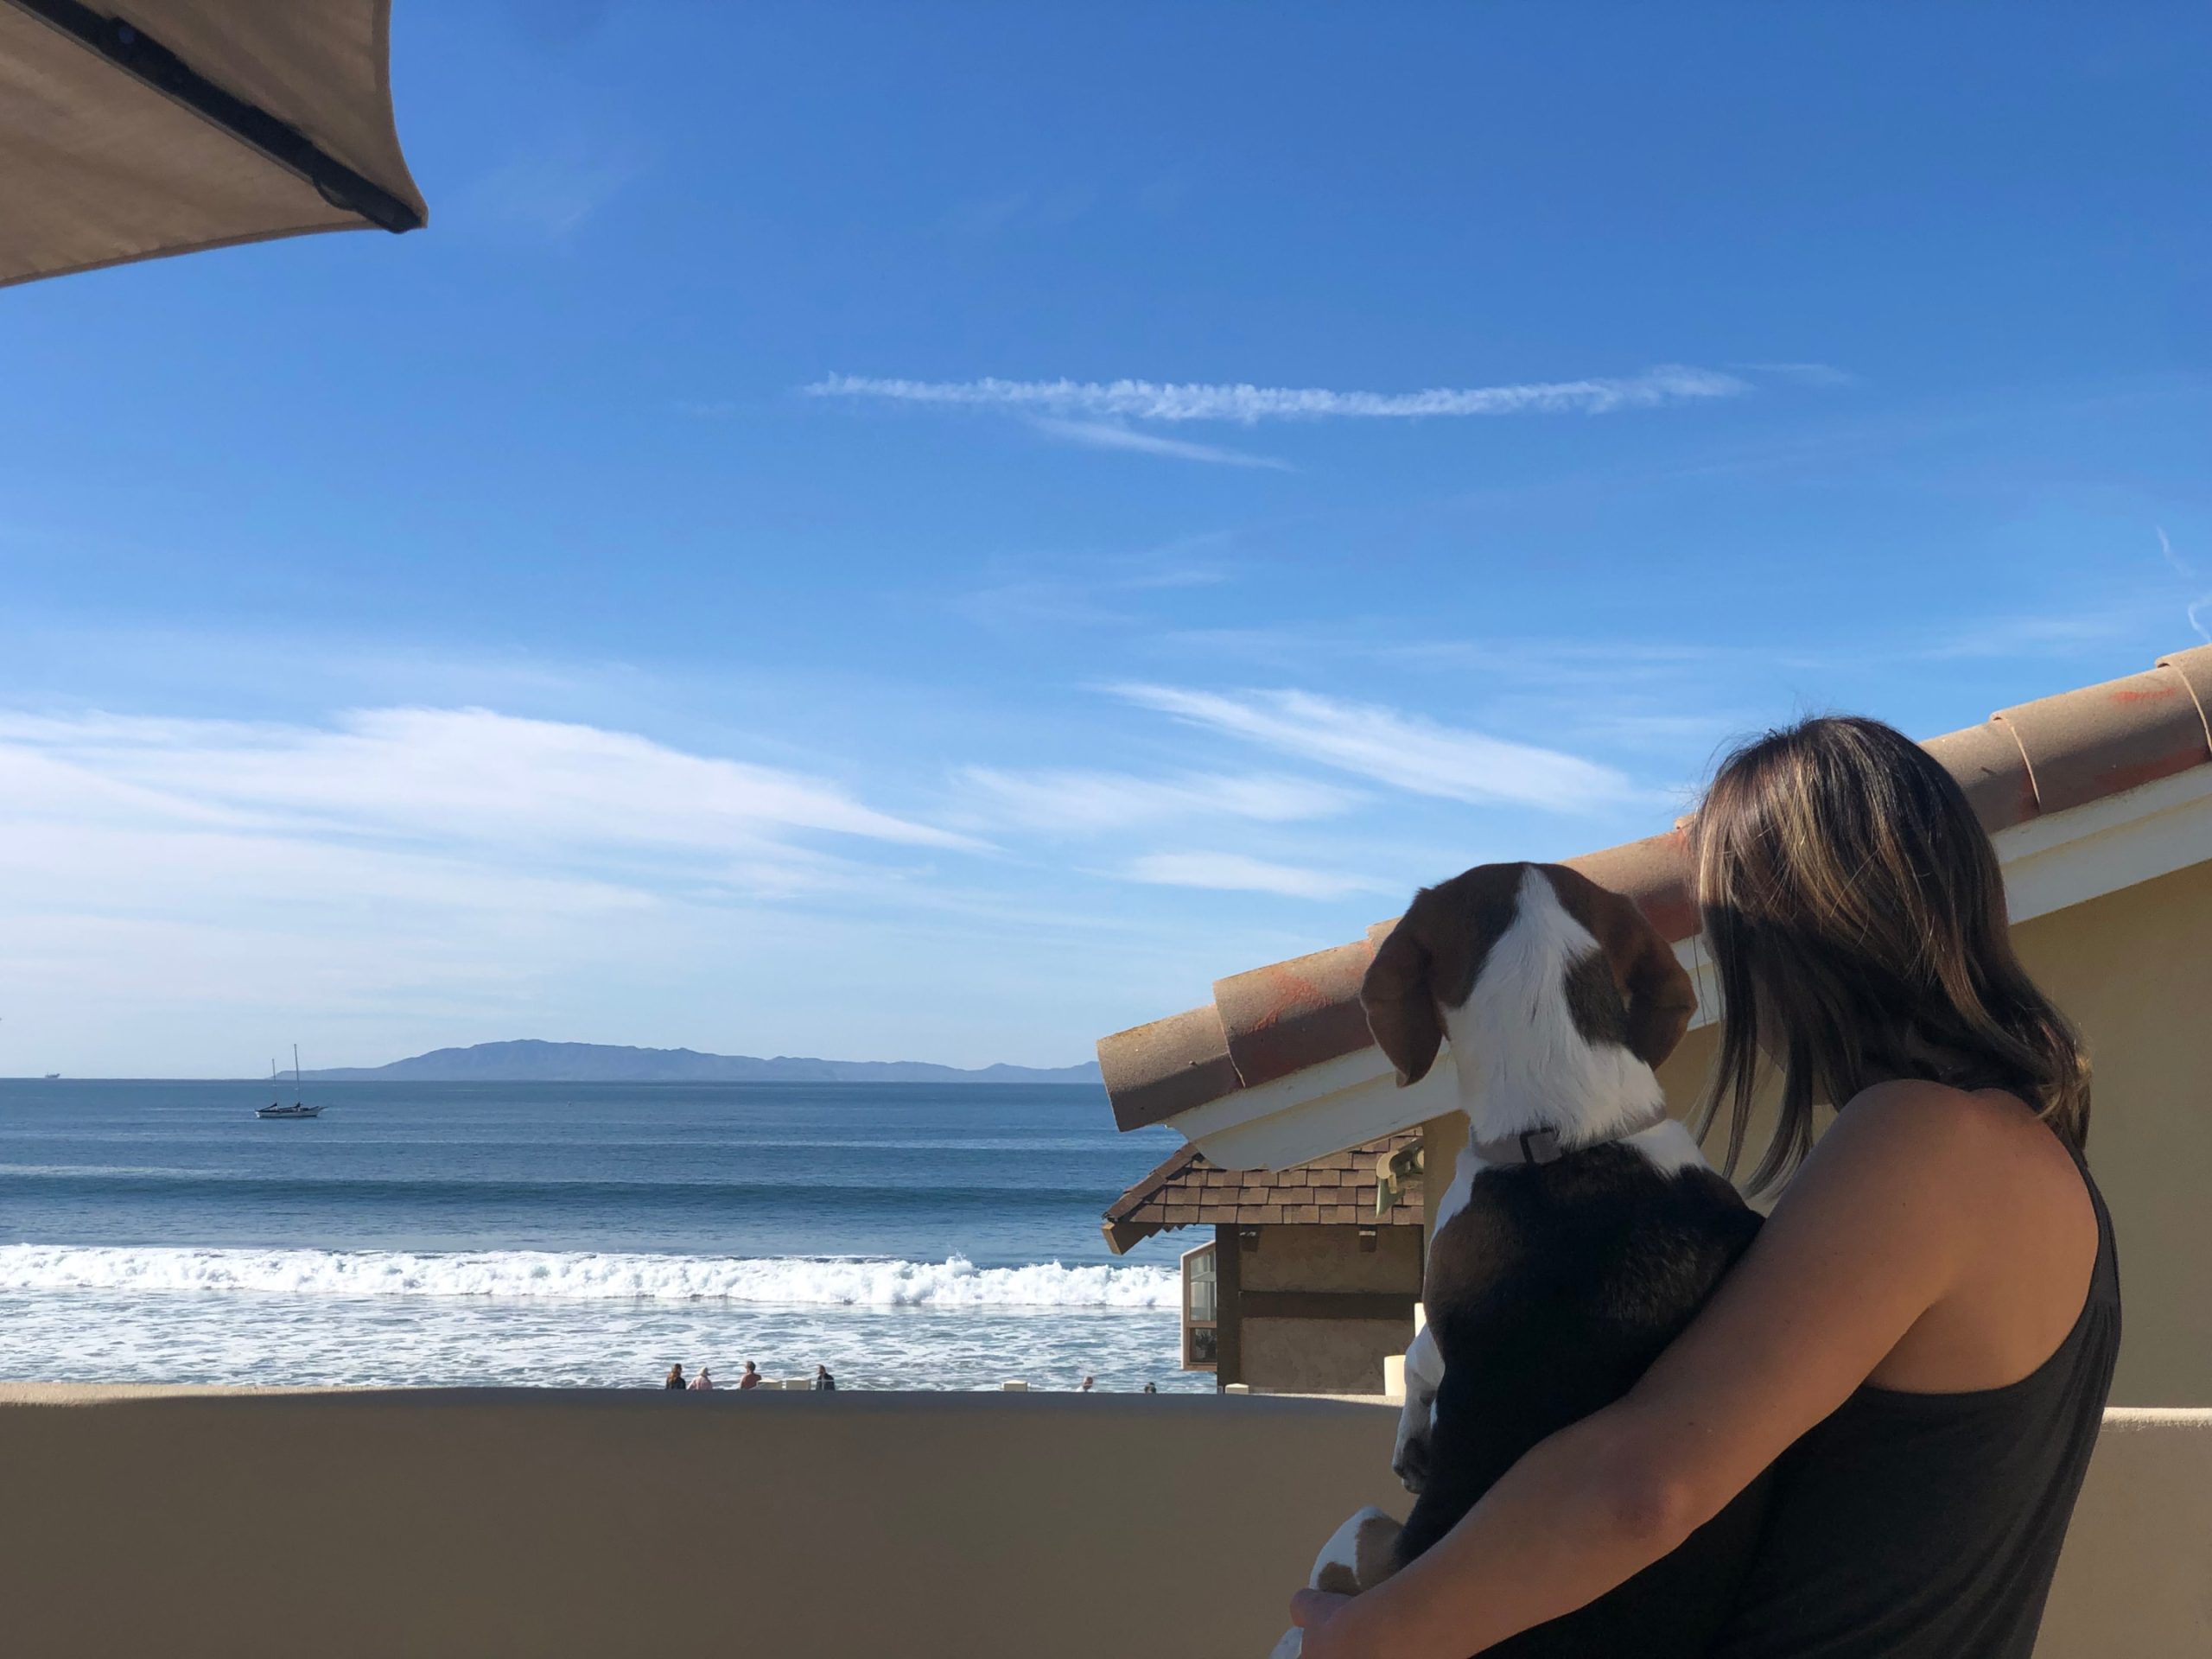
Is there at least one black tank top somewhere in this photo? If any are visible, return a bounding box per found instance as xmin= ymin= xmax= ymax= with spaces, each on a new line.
xmin=1709 ymin=1141 xmax=2120 ymax=1659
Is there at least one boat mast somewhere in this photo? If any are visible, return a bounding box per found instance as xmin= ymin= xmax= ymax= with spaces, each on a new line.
xmin=293 ymin=1043 xmax=302 ymax=1105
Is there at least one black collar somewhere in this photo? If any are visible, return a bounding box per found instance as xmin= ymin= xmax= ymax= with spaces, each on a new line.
xmin=1468 ymin=1104 xmax=1672 ymax=1167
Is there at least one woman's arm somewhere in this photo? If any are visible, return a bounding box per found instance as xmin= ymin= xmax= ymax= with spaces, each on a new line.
xmin=1293 ymin=1085 xmax=1985 ymax=1659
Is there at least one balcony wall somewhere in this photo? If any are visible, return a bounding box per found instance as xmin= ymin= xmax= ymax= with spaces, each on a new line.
xmin=0 ymin=1387 xmax=2203 ymax=1657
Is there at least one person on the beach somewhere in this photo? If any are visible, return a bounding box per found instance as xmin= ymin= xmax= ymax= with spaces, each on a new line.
xmin=738 ymin=1361 xmax=760 ymax=1389
xmin=1079 ymin=1376 xmax=1095 ymax=1393
xmin=1142 ymin=1382 xmax=1159 ymax=1395
xmin=664 ymin=1363 xmax=686 ymax=1391
xmin=689 ymin=1367 xmax=713 ymax=1391
xmin=812 ymin=1364 xmax=837 ymax=1391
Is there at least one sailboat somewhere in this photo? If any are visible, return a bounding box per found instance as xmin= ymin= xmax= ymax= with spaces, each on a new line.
xmin=256 ymin=1046 xmax=323 ymax=1119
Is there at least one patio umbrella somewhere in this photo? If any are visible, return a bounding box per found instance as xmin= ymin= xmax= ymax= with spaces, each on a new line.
xmin=0 ymin=0 xmax=425 ymax=289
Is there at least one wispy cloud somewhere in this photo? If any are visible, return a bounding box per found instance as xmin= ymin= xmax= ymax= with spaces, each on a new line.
xmin=939 ymin=187 xmax=1099 ymax=237
xmin=0 ymin=705 xmax=1006 ymax=1069
xmin=1029 ymin=417 xmax=1290 ymax=470
xmin=1912 ymin=610 xmax=2147 ymax=662
xmin=1733 ymin=361 xmax=1863 ymax=390
xmin=0 ymin=707 xmax=976 ymax=861
xmin=2158 ymin=525 xmax=2212 ymax=643
xmin=960 ymin=767 xmax=1358 ymax=834
xmin=804 ymin=365 xmax=1749 ymax=425
xmin=464 ymin=148 xmax=638 ymax=239
xmin=957 ymin=538 xmax=1238 ymax=630
xmin=1109 ymin=685 xmax=1633 ymax=812
xmin=1124 ymin=851 xmax=1390 ymax=899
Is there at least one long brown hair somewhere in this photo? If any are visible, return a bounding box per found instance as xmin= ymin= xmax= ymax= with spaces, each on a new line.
xmin=1692 ymin=715 xmax=2089 ymax=1194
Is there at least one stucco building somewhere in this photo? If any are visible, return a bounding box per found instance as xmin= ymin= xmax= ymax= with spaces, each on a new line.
xmin=1102 ymin=1132 xmax=1423 ymax=1393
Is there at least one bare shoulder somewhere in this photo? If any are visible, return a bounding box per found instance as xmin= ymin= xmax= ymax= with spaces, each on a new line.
xmin=1821 ymin=1077 xmax=2059 ymax=1166
xmin=1811 ymin=1081 xmax=2097 ymax=1391
xmin=1808 ymin=1078 xmax=2088 ymax=1247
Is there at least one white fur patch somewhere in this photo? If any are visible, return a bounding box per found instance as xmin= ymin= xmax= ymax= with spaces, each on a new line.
xmin=1440 ymin=866 xmax=1668 ymax=1149
xmin=1622 ymin=1116 xmax=1713 ymax=1179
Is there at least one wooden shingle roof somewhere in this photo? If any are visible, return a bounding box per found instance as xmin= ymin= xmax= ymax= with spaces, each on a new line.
xmin=1101 ymin=1130 xmax=1422 ymax=1255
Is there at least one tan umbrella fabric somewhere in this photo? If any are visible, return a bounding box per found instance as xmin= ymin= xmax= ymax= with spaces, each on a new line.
xmin=0 ymin=0 xmax=426 ymax=289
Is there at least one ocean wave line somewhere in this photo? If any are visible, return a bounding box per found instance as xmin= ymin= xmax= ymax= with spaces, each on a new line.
xmin=0 ymin=1245 xmax=1179 ymax=1310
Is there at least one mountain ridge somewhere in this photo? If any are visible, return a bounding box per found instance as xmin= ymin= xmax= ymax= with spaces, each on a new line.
xmin=300 ymin=1039 xmax=1103 ymax=1085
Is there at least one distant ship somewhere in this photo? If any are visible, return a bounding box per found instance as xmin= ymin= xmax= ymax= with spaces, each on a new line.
xmin=43 ymin=1072 xmax=60 ymax=1080
xmin=256 ymin=1047 xmax=324 ymax=1120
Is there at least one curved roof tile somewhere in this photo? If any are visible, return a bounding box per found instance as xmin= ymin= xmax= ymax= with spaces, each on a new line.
xmin=1100 ymin=645 xmax=2212 ymax=1133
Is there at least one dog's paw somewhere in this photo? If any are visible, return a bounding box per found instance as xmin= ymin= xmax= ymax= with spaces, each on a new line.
xmin=1395 ymin=1431 xmax=1431 ymax=1495
xmin=1311 ymin=1503 xmax=1403 ymax=1594
xmin=1390 ymin=1325 xmax=1443 ymax=1493
xmin=1268 ymin=1628 xmax=1304 ymax=1659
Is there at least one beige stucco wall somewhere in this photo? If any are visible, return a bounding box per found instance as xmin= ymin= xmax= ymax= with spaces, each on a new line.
xmin=1241 ymin=1223 xmax=1423 ymax=1293
xmin=1244 ymin=1316 xmax=1412 ymax=1395
xmin=2009 ymin=861 xmax=2212 ymax=1405
xmin=1236 ymin=1225 xmax=1422 ymax=1393
xmin=0 ymin=1388 xmax=2200 ymax=1657
xmin=1428 ymin=860 xmax=2212 ymax=1406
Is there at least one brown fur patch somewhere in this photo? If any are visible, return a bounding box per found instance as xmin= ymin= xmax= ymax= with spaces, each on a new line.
xmin=1352 ymin=1512 xmax=1402 ymax=1589
xmin=1313 ymin=1561 xmax=1361 ymax=1596
xmin=1361 ymin=863 xmax=1532 ymax=1085
xmin=1537 ymin=864 xmax=1696 ymax=1067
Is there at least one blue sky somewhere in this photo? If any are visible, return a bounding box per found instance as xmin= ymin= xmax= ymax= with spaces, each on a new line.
xmin=3 ymin=2 xmax=2209 ymax=1076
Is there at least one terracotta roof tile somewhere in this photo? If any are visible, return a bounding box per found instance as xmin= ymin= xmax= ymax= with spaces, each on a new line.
xmin=1994 ymin=663 xmax=2211 ymax=814
xmin=1095 ymin=1003 xmax=1237 ymax=1129
xmin=2158 ymin=648 xmax=2212 ymax=753
xmin=1099 ymin=1130 xmax=1424 ymax=1253
xmin=1100 ymin=645 xmax=2212 ymax=1135
xmin=1212 ymin=938 xmax=1378 ymax=1090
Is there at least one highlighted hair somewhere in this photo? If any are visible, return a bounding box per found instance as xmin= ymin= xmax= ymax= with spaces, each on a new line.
xmin=1692 ymin=715 xmax=2090 ymax=1193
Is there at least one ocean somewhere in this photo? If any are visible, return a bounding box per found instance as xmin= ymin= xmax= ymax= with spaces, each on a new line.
xmin=0 ymin=1078 xmax=1207 ymax=1393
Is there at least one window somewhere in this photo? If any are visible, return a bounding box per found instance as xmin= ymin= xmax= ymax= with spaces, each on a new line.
xmin=1181 ymin=1240 xmax=1218 ymax=1370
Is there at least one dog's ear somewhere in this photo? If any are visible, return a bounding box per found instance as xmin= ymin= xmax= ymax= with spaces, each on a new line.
xmin=1588 ymin=883 xmax=1697 ymax=1068
xmin=1362 ymin=899 xmax=1443 ymax=1086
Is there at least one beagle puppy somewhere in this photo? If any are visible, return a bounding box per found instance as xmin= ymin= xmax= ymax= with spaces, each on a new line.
xmin=1274 ymin=863 xmax=1768 ymax=1659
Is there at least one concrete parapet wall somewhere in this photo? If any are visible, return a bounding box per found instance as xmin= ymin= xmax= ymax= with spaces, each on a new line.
xmin=0 ymin=1388 xmax=2202 ymax=1657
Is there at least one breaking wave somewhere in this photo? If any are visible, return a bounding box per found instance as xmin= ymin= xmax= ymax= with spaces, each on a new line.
xmin=0 ymin=1244 xmax=1178 ymax=1310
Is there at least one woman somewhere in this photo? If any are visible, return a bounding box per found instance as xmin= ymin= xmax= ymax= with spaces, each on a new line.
xmin=664 ymin=1363 xmax=687 ymax=1391
xmin=1294 ymin=715 xmax=2117 ymax=1658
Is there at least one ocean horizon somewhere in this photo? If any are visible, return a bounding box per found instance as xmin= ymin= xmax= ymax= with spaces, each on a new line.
xmin=0 ymin=1078 xmax=1205 ymax=1393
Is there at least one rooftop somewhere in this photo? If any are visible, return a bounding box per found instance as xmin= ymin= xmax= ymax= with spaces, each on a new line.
xmin=1101 ymin=1130 xmax=1422 ymax=1254
xmin=1097 ymin=645 xmax=2212 ymax=1140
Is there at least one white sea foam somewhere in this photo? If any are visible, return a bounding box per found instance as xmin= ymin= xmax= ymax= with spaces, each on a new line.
xmin=0 ymin=1244 xmax=1178 ymax=1310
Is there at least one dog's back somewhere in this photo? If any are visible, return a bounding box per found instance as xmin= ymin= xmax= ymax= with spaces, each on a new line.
xmin=1398 ymin=1144 xmax=1766 ymax=1657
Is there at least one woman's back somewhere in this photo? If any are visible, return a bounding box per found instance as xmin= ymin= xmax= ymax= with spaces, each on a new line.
xmin=1710 ymin=1123 xmax=2119 ymax=1658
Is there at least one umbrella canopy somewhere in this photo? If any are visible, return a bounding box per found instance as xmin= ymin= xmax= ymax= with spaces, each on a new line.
xmin=0 ymin=0 xmax=426 ymax=289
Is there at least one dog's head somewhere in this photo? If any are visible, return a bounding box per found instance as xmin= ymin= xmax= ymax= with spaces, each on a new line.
xmin=1360 ymin=861 xmax=1695 ymax=1097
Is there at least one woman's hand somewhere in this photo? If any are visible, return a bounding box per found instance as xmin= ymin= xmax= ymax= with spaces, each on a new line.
xmin=1288 ymin=1589 xmax=1374 ymax=1659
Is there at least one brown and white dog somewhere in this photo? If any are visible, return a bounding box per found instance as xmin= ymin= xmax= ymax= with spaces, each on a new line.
xmin=1271 ymin=863 xmax=1767 ymax=1659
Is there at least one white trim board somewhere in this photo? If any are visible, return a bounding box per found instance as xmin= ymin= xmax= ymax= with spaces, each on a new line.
xmin=1173 ymin=763 xmax=2212 ymax=1173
